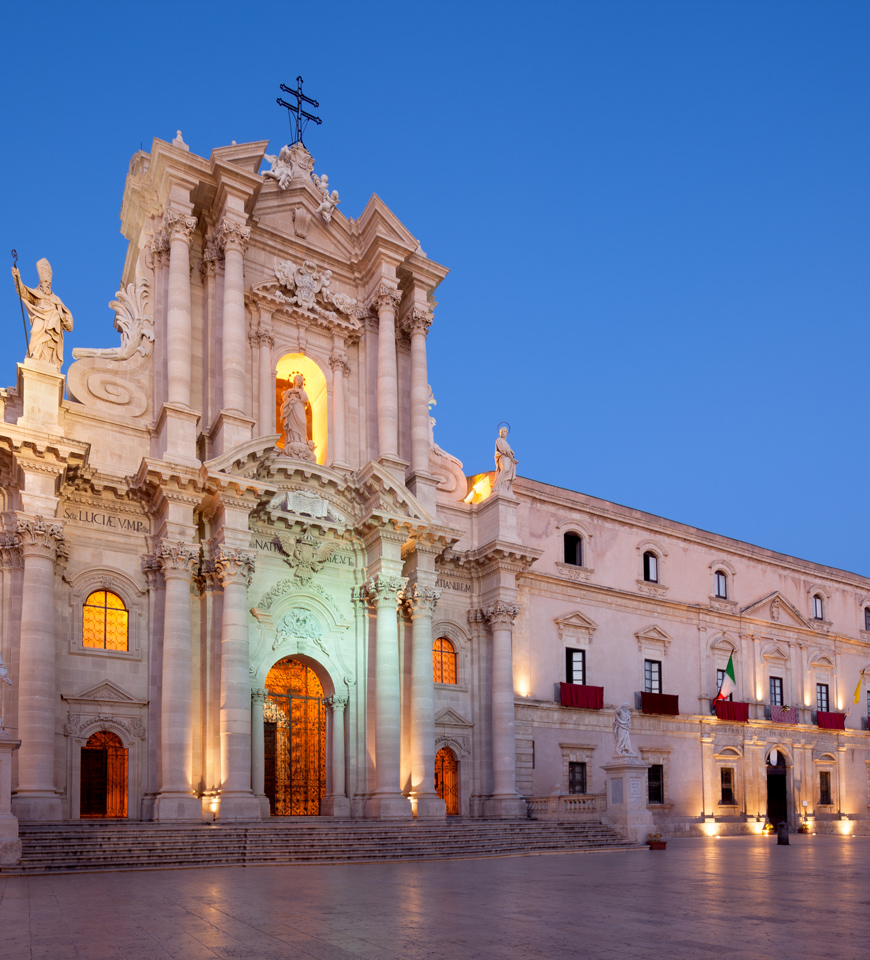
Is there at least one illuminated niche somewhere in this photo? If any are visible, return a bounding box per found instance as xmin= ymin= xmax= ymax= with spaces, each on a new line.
xmin=275 ymin=353 xmax=328 ymax=464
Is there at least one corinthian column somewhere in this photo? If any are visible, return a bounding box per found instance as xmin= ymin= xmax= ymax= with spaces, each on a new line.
xmin=322 ymin=695 xmax=350 ymax=817
xmin=154 ymin=540 xmax=201 ymax=821
xmin=164 ymin=210 xmax=197 ymax=408
xmin=363 ymin=574 xmax=412 ymax=818
xmin=257 ymin=325 xmax=275 ymax=438
xmin=483 ymin=601 xmax=526 ymax=818
xmin=214 ymin=547 xmax=261 ymax=819
xmin=250 ymin=688 xmax=268 ymax=814
xmin=405 ymin=584 xmax=445 ymax=818
xmin=11 ymin=516 xmax=63 ymax=821
xmin=372 ymin=285 xmax=402 ymax=462
xmin=403 ymin=310 xmax=433 ymax=475
xmin=217 ymin=218 xmax=251 ymax=414
xmin=328 ymin=348 xmax=350 ymax=469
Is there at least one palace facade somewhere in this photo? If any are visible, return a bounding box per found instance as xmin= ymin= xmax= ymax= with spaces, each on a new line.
xmin=0 ymin=132 xmax=868 ymax=859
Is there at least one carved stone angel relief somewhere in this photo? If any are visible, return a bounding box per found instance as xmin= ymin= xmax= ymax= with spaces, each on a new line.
xmin=276 ymin=528 xmax=338 ymax=582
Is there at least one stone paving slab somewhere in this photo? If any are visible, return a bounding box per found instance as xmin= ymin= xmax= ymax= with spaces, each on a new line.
xmin=0 ymin=836 xmax=866 ymax=959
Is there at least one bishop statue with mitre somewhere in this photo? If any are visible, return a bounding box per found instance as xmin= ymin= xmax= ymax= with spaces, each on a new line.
xmin=11 ymin=257 xmax=74 ymax=369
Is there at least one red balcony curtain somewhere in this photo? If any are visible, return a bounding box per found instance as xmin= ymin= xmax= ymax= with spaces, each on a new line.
xmin=559 ymin=683 xmax=604 ymax=710
xmin=817 ymin=711 xmax=846 ymax=730
xmin=714 ymin=700 xmax=749 ymax=722
xmin=640 ymin=692 xmax=680 ymax=716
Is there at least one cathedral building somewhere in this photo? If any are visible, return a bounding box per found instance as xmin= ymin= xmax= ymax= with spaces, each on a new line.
xmin=0 ymin=129 xmax=868 ymax=860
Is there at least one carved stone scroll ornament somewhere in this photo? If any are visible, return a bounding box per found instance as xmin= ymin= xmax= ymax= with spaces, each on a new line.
xmin=273 ymin=608 xmax=326 ymax=653
xmin=64 ymin=711 xmax=146 ymax=740
xmin=67 ymin=277 xmax=154 ymax=418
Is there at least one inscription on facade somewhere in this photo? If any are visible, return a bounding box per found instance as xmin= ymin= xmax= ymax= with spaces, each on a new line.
xmin=64 ymin=507 xmax=148 ymax=533
xmin=436 ymin=577 xmax=472 ymax=593
xmin=251 ymin=537 xmax=355 ymax=566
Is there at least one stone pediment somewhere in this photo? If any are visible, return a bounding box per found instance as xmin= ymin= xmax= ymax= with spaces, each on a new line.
xmin=435 ymin=707 xmax=472 ymax=728
xmin=742 ymin=591 xmax=810 ymax=629
xmin=63 ymin=679 xmax=148 ymax=706
xmin=354 ymin=460 xmax=433 ymax=525
xmin=635 ymin=624 xmax=672 ymax=654
xmin=555 ymin=610 xmax=598 ymax=645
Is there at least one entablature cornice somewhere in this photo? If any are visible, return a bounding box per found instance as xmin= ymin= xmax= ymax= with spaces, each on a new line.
xmin=447 ymin=539 xmax=541 ymax=577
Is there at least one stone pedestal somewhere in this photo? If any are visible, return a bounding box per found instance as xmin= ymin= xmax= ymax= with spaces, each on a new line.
xmin=0 ymin=732 xmax=21 ymax=865
xmin=155 ymin=403 xmax=200 ymax=466
xmin=483 ymin=795 xmax=527 ymax=818
xmin=406 ymin=471 xmax=439 ymax=516
xmin=211 ymin=410 xmax=256 ymax=457
xmin=17 ymin=359 xmax=64 ymax=431
xmin=601 ymin=756 xmax=655 ymax=842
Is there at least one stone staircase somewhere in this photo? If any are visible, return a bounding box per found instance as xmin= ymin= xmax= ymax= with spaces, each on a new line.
xmin=8 ymin=818 xmax=638 ymax=874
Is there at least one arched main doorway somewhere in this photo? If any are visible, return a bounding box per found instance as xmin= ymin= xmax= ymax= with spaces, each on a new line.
xmin=264 ymin=658 xmax=326 ymax=815
xmin=766 ymin=748 xmax=788 ymax=825
xmin=80 ymin=731 xmax=128 ymax=818
xmin=435 ymin=746 xmax=460 ymax=815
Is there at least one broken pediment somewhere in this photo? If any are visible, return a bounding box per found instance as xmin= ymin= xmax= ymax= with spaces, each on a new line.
xmin=63 ymin=679 xmax=148 ymax=706
xmin=742 ymin=592 xmax=810 ymax=629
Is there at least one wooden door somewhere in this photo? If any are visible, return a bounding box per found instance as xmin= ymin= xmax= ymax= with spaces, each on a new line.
xmin=435 ymin=747 xmax=459 ymax=815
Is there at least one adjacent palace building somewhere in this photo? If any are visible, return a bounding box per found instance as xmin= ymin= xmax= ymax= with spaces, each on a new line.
xmin=0 ymin=131 xmax=868 ymax=861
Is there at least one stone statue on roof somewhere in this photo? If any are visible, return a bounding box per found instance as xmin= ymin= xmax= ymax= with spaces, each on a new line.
xmin=11 ymin=258 xmax=74 ymax=369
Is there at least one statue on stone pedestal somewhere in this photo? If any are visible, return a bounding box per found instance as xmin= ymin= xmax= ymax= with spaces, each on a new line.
xmin=11 ymin=258 xmax=73 ymax=368
xmin=492 ymin=425 xmax=517 ymax=494
xmin=612 ymin=702 xmax=636 ymax=756
xmin=280 ymin=374 xmax=316 ymax=461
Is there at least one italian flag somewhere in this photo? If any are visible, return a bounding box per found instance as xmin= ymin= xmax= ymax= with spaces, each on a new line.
xmin=716 ymin=654 xmax=736 ymax=701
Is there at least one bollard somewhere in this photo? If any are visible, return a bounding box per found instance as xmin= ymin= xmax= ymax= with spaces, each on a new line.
xmin=776 ymin=821 xmax=789 ymax=845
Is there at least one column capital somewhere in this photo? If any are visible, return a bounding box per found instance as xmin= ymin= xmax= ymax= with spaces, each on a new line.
xmin=16 ymin=515 xmax=64 ymax=561
xmin=329 ymin=351 xmax=351 ymax=376
xmin=403 ymin=583 xmax=440 ymax=617
xmin=141 ymin=554 xmax=162 ymax=589
xmin=325 ymin=694 xmax=349 ymax=713
xmin=401 ymin=308 xmax=433 ymax=338
xmin=217 ymin=217 xmax=251 ymax=254
xmin=484 ymin=601 xmax=520 ymax=626
xmin=251 ymin=687 xmax=268 ymax=704
xmin=362 ymin=574 xmax=408 ymax=609
xmin=370 ymin=283 xmax=402 ymax=314
xmin=156 ymin=539 xmax=200 ymax=582
xmin=214 ymin=547 xmax=256 ymax=587
xmin=163 ymin=209 xmax=197 ymax=244
xmin=0 ymin=533 xmax=22 ymax=570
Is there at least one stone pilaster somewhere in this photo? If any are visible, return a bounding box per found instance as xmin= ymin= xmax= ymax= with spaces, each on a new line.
xmin=164 ymin=210 xmax=197 ymax=408
xmin=322 ymin=694 xmax=351 ymax=817
xmin=11 ymin=515 xmax=64 ymax=821
xmin=328 ymin=348 xmax=351 ymax=469
xmin=257 ymin=325 xmax=275 ymax=438
xmin=403 ymin=309 xmax=433 ymax=475
xmin=217 ymin=217 xmax=251 ymax=416
xmin=250 ymin=688 xmax=270 ymax=817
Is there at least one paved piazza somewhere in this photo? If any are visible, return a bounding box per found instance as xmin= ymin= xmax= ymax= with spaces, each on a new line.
xmin=0 ymin=836 xmax=864 ymax=960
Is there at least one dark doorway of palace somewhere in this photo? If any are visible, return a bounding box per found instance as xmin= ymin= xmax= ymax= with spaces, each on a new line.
xmin=264 ymin=658 xmax=326 ymax=816
xmin=435 ymin=747 xmax=459 ymax=815
xmin=766 ymin=751 xmax=788 ymax=825
xmin=80 ymin=730 xmax=128 ymax=818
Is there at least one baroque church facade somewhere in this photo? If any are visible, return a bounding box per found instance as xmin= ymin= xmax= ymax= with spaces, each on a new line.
xmin=0 ymin=131 xmax=869 ymax=856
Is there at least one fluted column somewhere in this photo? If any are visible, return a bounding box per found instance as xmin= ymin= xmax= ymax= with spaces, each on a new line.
xmin=217 ymin=218 xmax=251 ymax=414
xmin=11 ymin=517 xmax=63 ymax=821
xmin=164 ymin=210 xmax=197 ymax=407
xmin=483 ymin=601 xmax=526 ymax=817
xmin=154 ymin=540 xmax=201 ymax=820
xmin=328 ymin=348 xmax=350 ymax=468
xmin=404 ymin=310 xmax=433 ymax=474
xmin=363 ymin=574 xmax=412 ymax=818
xmin=214 ymin=547 xmax=261 ymax=819
xmin=405 ymin=585 xmax=445 ymax=818
xmin=251 ymin=688 xmax=267 ymax=804
xmin=257 ymin=328 xmax=275 ymax=437
xmin=372 ymin=285 xmax=402 ymax=462
xmin=322 ymin=695 xmax=350 ymax=817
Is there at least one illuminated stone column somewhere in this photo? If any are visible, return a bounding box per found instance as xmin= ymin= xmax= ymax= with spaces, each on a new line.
xmin=217 ymin=218 xmax=251 ymax=414
xmin=250 ymin=688 xmax=267 ymax=795
xmin=154 ymin=540 xmax=201 ymax=821
xmin=483 ymin=601 xmax=526 ymax=817
xmin=372 ymin=285 xmax=402 ymax=462
xmin=363 ymin=574 xmax=412 ymax=818
xmin=405 ymin=584 xmax=445 ymax=818
xmin=328 ymin=347 xmax=350 ymax=469
xmin=322 ymin=695 xmax=350 ymax=817
xmin=164 ymin=210 xmax=197 ymax=408
xmin=257 ymin=326 xmax=275 ymax=437
xmin=11 ymin=516 xmax=63 ymax=821
xmin=700 ymin=734 xmax=715 ymax=818
xmin=404 ymin=310 xmax=433 ymax=475
xmin=214 ymin=547 xmax=261 ymax=819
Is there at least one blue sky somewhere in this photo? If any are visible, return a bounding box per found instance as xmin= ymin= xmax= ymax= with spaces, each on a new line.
xmin=2 ymin=1 xmax=868 ymax=574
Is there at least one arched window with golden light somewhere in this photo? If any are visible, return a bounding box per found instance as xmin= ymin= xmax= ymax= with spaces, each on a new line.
xmin=82 ymin=590 xmax=129 ymax=651
xmin=433 ymin=637 xmax=458 ymax=685
xmin=275 ymin=353 xmax=328 ymax=464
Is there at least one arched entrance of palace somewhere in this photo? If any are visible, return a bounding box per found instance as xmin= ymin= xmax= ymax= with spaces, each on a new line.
xmin=435 ymin=746 xmax=460 ymax=815
xmin=80 ymin=730 xmax=128 ymax=818
xmin=264 ymin=657 xmax=326 ymax=816
xmin=766 ymin=749 xmax=788 ymax=825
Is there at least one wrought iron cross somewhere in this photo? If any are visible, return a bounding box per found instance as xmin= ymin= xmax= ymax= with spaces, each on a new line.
xmin=277 ymin=77 xmax=322 ymax=145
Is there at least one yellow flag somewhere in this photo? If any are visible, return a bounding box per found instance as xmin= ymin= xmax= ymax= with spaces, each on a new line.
xmin=853 ymin=675 xmax=863 ymax=706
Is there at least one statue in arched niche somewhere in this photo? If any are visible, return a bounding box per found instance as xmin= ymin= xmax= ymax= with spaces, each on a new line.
xmin=280 ymin=373 xmax=316 ymax=461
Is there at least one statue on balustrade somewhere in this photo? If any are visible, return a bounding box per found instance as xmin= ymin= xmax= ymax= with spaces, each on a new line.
xmin=11 ymin=258 xmax=73 ymax=368
xmin=492 ymin=425 xmax=517 ymax=495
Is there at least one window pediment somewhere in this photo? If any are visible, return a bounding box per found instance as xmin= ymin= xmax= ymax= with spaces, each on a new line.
xmin=555 ymin=610 xmax=598 ymax=646
xmin=62 ymin=680 xmax=147 ymax=706
xmin=635 ymin=624 xmax=672 ymax=655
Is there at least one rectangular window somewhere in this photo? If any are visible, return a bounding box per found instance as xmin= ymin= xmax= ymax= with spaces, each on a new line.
xmin=819 ymin=770 xmax=832 ymax=805
xmin=643 ymin=552 xmax=658 ymax=583
xmin=565 ymin=648 xmax=585 ymax=685
xmin=648 ymin=764 xmax=664 ymax=804
xmin=716 ymin=669 xmax=733 ymax=701
xmin=769 ymin=677 xmax=783 ymax=706
xmin=644 ymin=659 xmax=661 ymax=694
xmin=563 ymin=533 xmax=583 ymax=567
xmin=813 ymin=595 xmax=824 ymax=620
xmin=816 ymin=683 xmax=829 ymax=713
xmin=714 ymin=572 xmax=727 ymax=599
xmin=865 ymin=608 xmax=870 ymax=632
xmin=568 ymin=762 xmax=587 ymax=795
xmin=720 ymin=767 xmax=735 ymax=805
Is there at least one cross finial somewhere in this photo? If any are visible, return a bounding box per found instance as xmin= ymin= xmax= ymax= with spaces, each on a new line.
xmin=277 ymin=77 xmax=322 ymax=145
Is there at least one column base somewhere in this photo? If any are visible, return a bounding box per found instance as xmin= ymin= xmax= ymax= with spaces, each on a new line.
xmin=153 ymin=792 xmax=202 ymax=821
xmin=482 ymin=795 xmax=527 ymax=819
xmin=320 ymin=795 xmax=351 ymax=817
xmin=11 ymin=792 xmax=63 ymax=821
xmin=410 ymin=794 xmax=447 ymax=819
xmin=0 ymin=839 xmax=22 ymax=865
xmin=364 ymin=794 xmax=413 ymax=819
xmin=217 ymin=793 xmax=264 ymax=820
xmin=256 ymin=795 xmax=272 ymax=818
